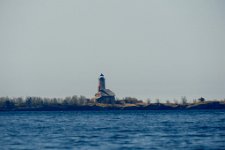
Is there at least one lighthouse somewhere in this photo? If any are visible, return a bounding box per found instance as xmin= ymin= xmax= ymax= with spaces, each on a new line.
xmin=95 ymin=74 xmax=115 ymax=104
xmin=98 ymin=73 xmax=105 ymax=91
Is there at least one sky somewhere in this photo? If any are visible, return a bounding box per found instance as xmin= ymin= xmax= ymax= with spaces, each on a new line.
xmin=0 ymin=0 xmax=225 ymax=101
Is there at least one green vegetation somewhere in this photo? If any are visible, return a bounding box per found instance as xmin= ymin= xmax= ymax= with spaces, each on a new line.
xmin=0 ymin=96 xmax=225 ymax=111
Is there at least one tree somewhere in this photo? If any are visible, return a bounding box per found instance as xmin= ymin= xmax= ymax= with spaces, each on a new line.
xmin=123 ymin=97 xmax=140 ymax=104
xmin=146 ymin=98 xmax=151 ymax=105
xmin=193 ymin=99 xmax=197 ymax=103
xmin=166 ymin=100 xmax=170 ymax=104
xmin=79 ymin=95 xmax=87 ymax=105
xmin=181 ymin=96 xmax=187 ymax=105
xmin=198 ymin=97 xmax=205 ymax=102
xmin=156 ymin=99 xmax=160 ymax=104
xmin=25 ymin=97 xmax=32 ymax=108
xmin=3 ymin=100 xmax=15 ymax=109
xmin=173 ymin=99 xmax=178 ymax=104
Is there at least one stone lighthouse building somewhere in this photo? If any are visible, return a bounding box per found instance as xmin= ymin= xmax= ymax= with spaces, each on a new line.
xmin=95 ymin=74 xmax=115 ymax=104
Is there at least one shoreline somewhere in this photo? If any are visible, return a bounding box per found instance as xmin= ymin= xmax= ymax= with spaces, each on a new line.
xmin=1 ymin=101 xmax=225 ymax=111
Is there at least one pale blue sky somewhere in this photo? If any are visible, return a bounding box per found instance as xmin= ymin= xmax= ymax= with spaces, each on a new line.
xmin=0 ymin=0 xmax=225 ymax=101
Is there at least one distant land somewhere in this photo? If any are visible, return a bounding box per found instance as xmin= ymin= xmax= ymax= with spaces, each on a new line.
xmin=3 ymin=74 xmax=223 ymax=111
xmin=0 ymin=96 xmax=225 ymax=111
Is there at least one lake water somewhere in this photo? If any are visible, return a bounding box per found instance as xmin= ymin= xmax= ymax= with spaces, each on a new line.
xmin=0 ymin=110 xmax=225 ymax=150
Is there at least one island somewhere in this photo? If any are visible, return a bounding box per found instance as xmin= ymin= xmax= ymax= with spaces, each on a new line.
xmin=1 ymin=74 xmax=224 ymax=111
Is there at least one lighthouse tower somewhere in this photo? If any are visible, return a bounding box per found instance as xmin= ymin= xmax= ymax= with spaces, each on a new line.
xmin=95 ymin=73 xmax=115 ymax=104
xmin=98 ymin=73 xmax=105 ymax=91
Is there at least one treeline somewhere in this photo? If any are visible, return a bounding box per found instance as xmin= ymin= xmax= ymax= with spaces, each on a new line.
xmin=0 ymin=96 xmax=93 ymax=111
xmin=1 ymin=96 xmax=225 ymax=111
xmin=0 ymin=96 xmax=144 ymax=111
xmin=117 ymin=97 xmax=143 ymax=104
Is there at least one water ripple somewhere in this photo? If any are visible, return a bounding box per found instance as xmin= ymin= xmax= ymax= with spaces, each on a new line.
xmin=0 ymin=110 xmax=225 ymax=149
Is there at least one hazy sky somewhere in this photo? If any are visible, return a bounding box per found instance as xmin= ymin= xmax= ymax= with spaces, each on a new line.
xmin=0 ymin=0 xmax=225 ymax=101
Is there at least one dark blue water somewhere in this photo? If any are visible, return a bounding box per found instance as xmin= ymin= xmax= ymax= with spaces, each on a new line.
xmin=0 ymin=110 xmax=225 ymax=150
